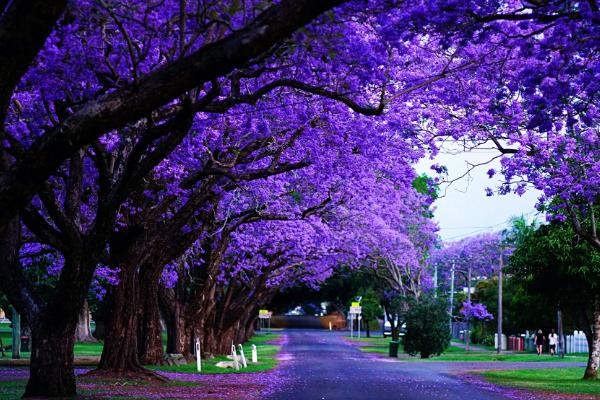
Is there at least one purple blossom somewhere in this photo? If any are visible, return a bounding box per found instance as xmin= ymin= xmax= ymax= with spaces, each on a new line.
xmin=460 ymin=301 xmax=494 ymax=321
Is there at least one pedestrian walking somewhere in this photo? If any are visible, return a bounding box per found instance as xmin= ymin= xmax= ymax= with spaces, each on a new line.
xmin=548 ymin=329 xmax=558 ymax=356
xmin=535 ymin=329 xmax=545 ymax=356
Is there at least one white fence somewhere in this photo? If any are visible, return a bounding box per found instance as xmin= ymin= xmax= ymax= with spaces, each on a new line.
xmin=565 ymin=331 xmax=588 ymax=354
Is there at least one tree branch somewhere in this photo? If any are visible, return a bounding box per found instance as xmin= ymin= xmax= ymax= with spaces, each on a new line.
xmin=0 ymin=0 xmax=345 ymax=229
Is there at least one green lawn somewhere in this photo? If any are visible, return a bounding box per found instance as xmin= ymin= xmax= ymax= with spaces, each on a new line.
xmin=428 ymin=351 xmax=587 ymax=362
xmin=151 ymin=333 xmax=280 ymax=374
xmin=481 ymin=368 xmax=600 ymax=397
xmin=346 ymin=335 xmax=587 ymax=362
xmin=1 ymin=323 xmax=104 ymax=358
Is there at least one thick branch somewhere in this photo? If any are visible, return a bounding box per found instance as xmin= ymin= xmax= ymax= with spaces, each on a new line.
xmin=0 ymin=0 xmax=67 ymax=123
xmin=0 ymin=0 xmax=344 ymax=229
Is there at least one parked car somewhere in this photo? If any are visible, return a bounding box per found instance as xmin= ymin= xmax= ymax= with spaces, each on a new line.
xmin=383 ymin=321 xmax=406 ymax=337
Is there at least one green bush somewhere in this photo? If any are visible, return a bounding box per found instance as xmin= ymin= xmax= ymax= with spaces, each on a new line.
xmin=402 ymin=296 xmax=450 ymax=358
xmin=470 ymin=323 xmax=488 ymax=345
xmin=481 ymin=334 xmax=495 ymax=347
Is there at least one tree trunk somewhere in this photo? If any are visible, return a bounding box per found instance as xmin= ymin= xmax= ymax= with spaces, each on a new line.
xmin=75 ymin=300 xmax=97 ymax=343
xmin=584 ymin=303 xmax=600 ymax=380
xmin=138 ymin=272 xmax=164 ymax=365
xmin=366 ymin=319 xmax=371 ymax=338
xmin=162 ymin=302 xmax=183 ymax=354
xmin=159 ymin=286 xmax=189 ymax=355
xmin=96 ymin=267 xmax=146 ymax=375
xmin=92 ymin=318 xmax=106 ymax=341
xmin=22 ymin=253 xmax=98 ymax=397
xmin=24 ymin=321 xmax=76 ymax=398
xmin=208 ymin=325 xmax=236 ymax=355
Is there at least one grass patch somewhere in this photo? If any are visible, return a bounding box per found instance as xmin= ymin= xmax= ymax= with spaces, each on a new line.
xmin=451 ymin=339 xmax=496 ymax=351
xmin=425 ymin=351 xmax=587 ymax=362
xmin=1 ymin=323 xmax=103 ymax=358
xmin=346 ymin=336 xmax=404 ymax=354
xmin=151 ymin=333 xmax=280 ymax=374
xmin=0 ymin=379 xmax=26 ymax=399
xmin=480 ymin=367 xmax=600 ymax=397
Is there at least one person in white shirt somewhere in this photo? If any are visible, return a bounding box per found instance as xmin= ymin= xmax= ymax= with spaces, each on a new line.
xmin=548 ymin=329 xmax=559 ymax=356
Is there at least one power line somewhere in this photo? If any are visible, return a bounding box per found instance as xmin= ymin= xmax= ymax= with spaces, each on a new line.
xmin=439 ymin=210 xmax=539 ymax=241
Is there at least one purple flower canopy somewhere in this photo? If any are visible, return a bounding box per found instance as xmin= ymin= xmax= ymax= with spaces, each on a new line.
xmin=430 ymin=232 xmax=505 ymax=280
xmin=5 ymin=0 xmax=600 ymax=302
xmin=461 ymin=301 xmax=494 ymax=321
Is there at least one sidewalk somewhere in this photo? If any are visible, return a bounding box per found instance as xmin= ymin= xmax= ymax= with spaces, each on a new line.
xmin=451 ymin=340 xmax=520 ymax=354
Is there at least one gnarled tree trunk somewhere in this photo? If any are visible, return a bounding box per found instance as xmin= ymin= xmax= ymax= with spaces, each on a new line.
xmin=138 ymin=269 xmax=165 ymax=365
xmin=96 ymin=266 xmax=146 ymax=375
xmin=21 ymin=253 xmax=98 ymax=398
xmin=24 ymin=318 xmax=77 ymax=397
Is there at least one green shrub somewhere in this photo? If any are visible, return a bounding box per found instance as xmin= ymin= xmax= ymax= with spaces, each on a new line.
xmin=402 ymin=296 xmax=450 ymax=358
xmin=470 ymin=323 xmax=488 ymax=345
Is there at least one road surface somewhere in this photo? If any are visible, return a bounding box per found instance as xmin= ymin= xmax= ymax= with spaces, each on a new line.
xmin=265 ymin=329 xmax=584 ymax=400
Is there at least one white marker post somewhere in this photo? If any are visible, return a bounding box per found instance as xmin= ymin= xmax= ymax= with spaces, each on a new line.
xmin=195 ymin=337 xmax=202 ymax=372
xmin=231 ymin=344 xmax=240 ymax=370
xmin=251 ymin=344 xmax=258 ymax=363
xmin=329 ymin=321 xmax=332 ymax=331
xmin=358 ymin=315 xmax=362 ymax=339
xmin=238 ymin=344 xmax=248 ymax=368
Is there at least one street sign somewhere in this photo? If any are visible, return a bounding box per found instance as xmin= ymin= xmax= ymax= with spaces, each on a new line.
xmin=350 ymin=306 xmax=362 ymax=314
xmin=351 ymin=302 xmax=360 ymax=307
xmin=258 ymin=310 xmax=272 ymax=319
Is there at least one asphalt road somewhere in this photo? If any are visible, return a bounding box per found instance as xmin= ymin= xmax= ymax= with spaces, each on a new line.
xmin=265 ymin=329 xmax=583 ymax=400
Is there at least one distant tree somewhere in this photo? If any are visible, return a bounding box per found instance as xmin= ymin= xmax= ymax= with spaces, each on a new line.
xmin=403 ymin=296 xmax=450 ymax=358
xmin=509 ymin=220 xmax=600 ymax=380
xmin=358 ymin=288 xmax=381 ymax=338
xmin=471 ymin=277 xmax=555 ymax=338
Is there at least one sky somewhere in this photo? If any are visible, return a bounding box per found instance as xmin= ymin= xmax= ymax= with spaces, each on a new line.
xmin=415 ymin=146 xmax=542 ymax=242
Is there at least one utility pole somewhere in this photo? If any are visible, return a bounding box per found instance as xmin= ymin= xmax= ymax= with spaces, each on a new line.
xmin=433 ymin=264 xmax=438 ymax=298
xmin=466 ymin=265 xmax=472 ymax=352
xmin=557 ymin=306 xmax=564 ymax=358
xmin=497 ymin=251 xmax=503 ymax=354
xmin=448 ymin=263 xmax=455 ymax=335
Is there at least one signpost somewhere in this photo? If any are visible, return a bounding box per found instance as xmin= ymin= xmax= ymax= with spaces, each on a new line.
xmin=349 ymin=302 xmax=362 ymax=338
xmin=258 ymin=310 xmax=272 ymax=333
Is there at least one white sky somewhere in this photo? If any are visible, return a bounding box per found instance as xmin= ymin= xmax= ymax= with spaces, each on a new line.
xmin=414 ymin=148 xmax=542 ymax=242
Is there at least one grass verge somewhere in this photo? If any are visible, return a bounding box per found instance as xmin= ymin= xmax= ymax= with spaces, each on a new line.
xmin=151 ymin=333 xmax=280 ymax=374
xmin=480 ymin=367 xmax=600 ymax=397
